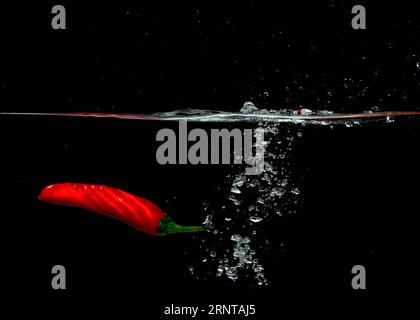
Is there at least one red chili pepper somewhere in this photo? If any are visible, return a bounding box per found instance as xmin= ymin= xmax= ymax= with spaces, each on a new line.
xmin=38 ymin=183 xmax=205 ymax=236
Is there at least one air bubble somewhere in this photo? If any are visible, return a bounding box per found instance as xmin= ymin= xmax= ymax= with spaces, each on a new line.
xmin=250 ymin=216 xmax=263 ymax=223
xmin=291 ymin=187 xmax=300 ymax=195
xmin=230 ymin=187 xmax=241 ymax=194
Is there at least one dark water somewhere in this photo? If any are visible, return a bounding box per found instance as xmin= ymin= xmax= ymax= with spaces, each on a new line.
xmin=1 ymin=111 xmax=419 ymax=316
xmin=2 ymin=0 xmax=420 ymax=316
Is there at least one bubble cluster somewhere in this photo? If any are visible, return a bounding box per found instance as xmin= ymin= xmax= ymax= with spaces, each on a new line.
xmin=215 ymin=235 xmax=266 ymax=285
xmin=188 ymin=102 xmax=303 ymax=286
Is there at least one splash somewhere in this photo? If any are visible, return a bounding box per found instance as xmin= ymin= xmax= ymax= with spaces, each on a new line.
xmin=189 ymin=110 xmax=302 ymax=286
xmin=2 ymin=102 xmax=420 ymax=125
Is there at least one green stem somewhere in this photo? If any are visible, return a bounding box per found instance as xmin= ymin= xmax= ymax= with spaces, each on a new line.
xmin=157 ymin=215 xmax=206 ymax=236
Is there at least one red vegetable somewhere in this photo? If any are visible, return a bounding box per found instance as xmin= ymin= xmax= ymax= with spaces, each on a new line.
xmin=38 ymin=183 xmax=205 ymax=236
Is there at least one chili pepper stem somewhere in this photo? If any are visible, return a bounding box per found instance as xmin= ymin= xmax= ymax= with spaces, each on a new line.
xmin=157 ymin=215 xmax=206 ymax=235
xmin=165 ymin=221 xmax=206 ymax=235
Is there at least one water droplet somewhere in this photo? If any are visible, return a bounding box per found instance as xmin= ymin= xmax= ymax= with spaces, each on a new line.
xmin=203 ymin=215 xmax=214 ymax=229
xmin=226 ymin=267 xmax=239 ymax=281
xmin=240 ymin=101 xmax=259 ymax=113
xmin=231 ymin=234 xmax=241 ymax=242
xmin=270 ymin=188 xmax=285 ymax=197
xmin=228 ymin=195 xmax=241 ymax=205
xmin=291 ymin=187 xmax=300 ymax=195
xmin=230 ymin=187 xmax=241 ymax=194
xmin=264 ymin=162 xmax=274 ymax=172
xmin=234 ymin=154 xmax=243 ymax=161
xmin=242 ymin=237 xmax=251 ymax=244
xmin=416 ymin=62 xmax=420 ymax=70
xmin=250 ymin=216 xmax=263 ymax=223
xmin=232 ymin=177 xmax=246 ymax=187
xmin=210 ymin=251 xmax=217 ymax=258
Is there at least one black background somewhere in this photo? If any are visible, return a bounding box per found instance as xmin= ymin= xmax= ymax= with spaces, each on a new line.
xmin=1 ymin=0 xmax=419 ymax=317
xmin=1 ymin=1 xmax=420 ymax=113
